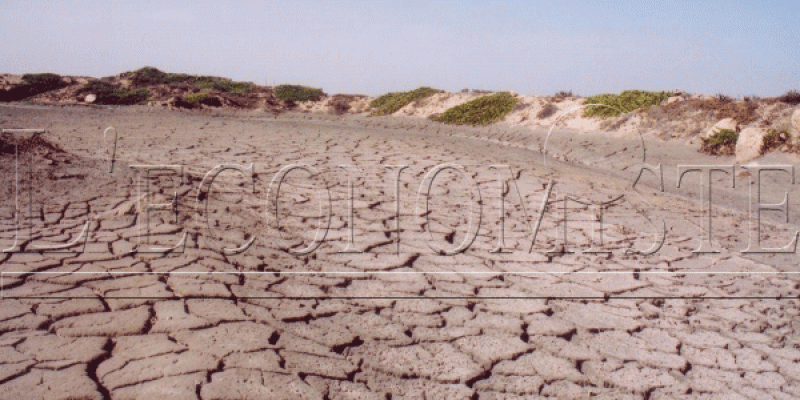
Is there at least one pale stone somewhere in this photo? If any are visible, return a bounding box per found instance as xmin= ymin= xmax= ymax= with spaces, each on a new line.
xmin=735 ymin=127 xmax=767 ymax=163
xmin=84 ymin=93 xmax=96 ymax=103
xmin=701 ymin=117 xmax=738 ymax=139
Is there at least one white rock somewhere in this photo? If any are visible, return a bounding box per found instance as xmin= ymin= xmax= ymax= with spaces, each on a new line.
xmin=791 ymin=108 xmax=800 ymax=136
xmin=701 ymin=118 xmax=738 ymax=139
xmin=84 ymin=94 xmax=96 ymax=103
xmin=735 ymin=127 xmax=766 ymax=164
xmin=666 ymin=96 xmax=682 ymax=104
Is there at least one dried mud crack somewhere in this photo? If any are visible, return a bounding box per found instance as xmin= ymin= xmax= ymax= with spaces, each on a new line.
xmin=0 ymin=105 xmax=799 ymax=399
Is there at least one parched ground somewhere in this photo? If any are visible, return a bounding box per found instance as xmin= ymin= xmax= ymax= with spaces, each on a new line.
xmin=1 ymin=105 xmax=799 ymax=400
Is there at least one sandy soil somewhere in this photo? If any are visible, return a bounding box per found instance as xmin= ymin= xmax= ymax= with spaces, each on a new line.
xmin=1 ymin=104 xmax=799 ymax=399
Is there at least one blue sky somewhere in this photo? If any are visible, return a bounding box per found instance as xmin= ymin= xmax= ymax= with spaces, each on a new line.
xmin=1 ymin=1 xmax=798 ymax=96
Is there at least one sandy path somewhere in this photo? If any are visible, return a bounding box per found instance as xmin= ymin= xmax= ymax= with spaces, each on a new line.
xmin=1 ymin=105 xmax=799 ymax=399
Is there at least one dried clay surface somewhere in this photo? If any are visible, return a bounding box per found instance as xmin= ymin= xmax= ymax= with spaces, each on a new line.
xmin=1 ymin=105 xmax=799 ymax=399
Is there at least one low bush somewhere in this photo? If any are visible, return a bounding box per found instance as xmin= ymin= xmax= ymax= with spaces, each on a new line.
xmin=79 ymin=81 xmax=149 ymax=105
xmin=116 ymin=88 xmax=149 ymax=105
xmin=166 ymin=73 xmax=210 ymax=84
xmin=777 ymin=90 xmax=800 ymax=105
xmin=21 ymin=73 xmax=67 ymax=92
xmin=369 ymin=87 xmax=442 ymax=115
xmin=552 ymin=90 xmax=575 ymax=102
xmin=553 ymin=90 xmax=574 ymax=98
xmin=700 ymin=128 xmax=738 ymax=156
xmin=697 ymin=98 xmax=759 ymax=125
xmin=0 ymin=73 xmax=68 ymax=102
xmin=196 ymin=80 xmax=253 ymax=94
xmin=584 ymin=90 xmax=671 ymax=118
xmin=715 ymin=93 xmax=734 ymax=102
xmin=183 ymin=92 xmax=222 ymax=107
xmin=328 ymin=94 xmax=363 ymax=115
xmin=537 ymin=103 xmax=559 ymax=119
xmin=183 ymin=92 xmax=209 ymax=104
xmin=128 ymin=67 xmax=172 ymax=86
xmin=761 ymin=129 xmax=791 ymax=154
xmin=128 ymin=67 xmax=195 ymax=85
xmin=127 ymin=67 xmax=253 ymax=93
xmin=274 ymin=84 xmax=324 ymax=102
xmin=430 ymin=92 xmax=516 ymax=126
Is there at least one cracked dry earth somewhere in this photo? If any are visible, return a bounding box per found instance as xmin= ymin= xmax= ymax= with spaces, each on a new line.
xmin=1 ymin=105 xmax=800 ymax=400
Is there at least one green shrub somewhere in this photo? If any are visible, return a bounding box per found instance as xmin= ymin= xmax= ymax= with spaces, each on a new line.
xmin=128 ymin=67 xmax=171 ymax=86
xmin=430 ymin=92 xmax=516 ymax=126
xmin=0 ymin=73 xmax=68 ymax=102
xmin=165 ymin=73 xmax=195 ymax=83
xmin=197 ymin=80 xmax=253 ymax=94
xmin=182 ymin=92 xmax=221 ymax=107
xmin=584 ymin=90 xmax=671 ymax=118
xmin=761 ymin=129 xmax=791 ymax=154
xmin=21 ymin=73 xmax=67 ymax=92
xmin=126 ymin=67 xmax=252 ymax=93
xmin=115 ymin=88 xmax=150 ymax=105
xmin=183 ymin=92 xmax=209 ymax=104
xmin=274 ymin=84 xmax=324 ymax=102
xmin=183 ymin=93 xmax=208 ymax=105
xmin=700 ymin=128 xmax=738 ymax=156
xmin=128 ymin=67 xmax=196 ymax=86
xmin=369 ymin=87 xmax=442 ymax=115
xmin=79 ymin=81 xmax=149 ymax=105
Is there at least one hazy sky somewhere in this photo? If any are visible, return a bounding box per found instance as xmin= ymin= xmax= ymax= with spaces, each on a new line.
xmin=2 ymin=1 xmax=798 ymax=96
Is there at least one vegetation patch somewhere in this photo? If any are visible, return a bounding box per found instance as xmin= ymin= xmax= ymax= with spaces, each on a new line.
xmin=761 ymin=129 xmax=791 ymax=154
xmin=537 ymin=103 xmax=559 ymax=119
xmin=328 ymin=94 xmax=364 ymax=115
xmin=777 ymin=90 xmax=800 ymax=105
xmin=79 ymin=81 xmax=150 ymax=105
xmin=645 ymin=95 xmax=760 ymax=136
xmin=0 ymin=73 xmax=68 ymax=102
xmin=430 ymin=92 xmax=516 ymax=126
xmin=369 ymin=87 xmax=442 ymax=115
xmin=183 ymin=92 xmax=209 ymax=104
xmin=274 ymin=84 xmax=325 ymax=102
xmin=196 ymin=80 xmax=253 ymax=94
xmin=551 ymin=90 xmax=574 ymax=103
xmin=127 ymin=67 xmax=173 ymax=85
xmin=584 ymin=90 xmax=671 ymax=118
xmin=183 ymin=92 xmax=222 ymax=107
xmin=127 ymin=67 xmax=201 ymax=86
xmin=700 ymin=128 xmax=738 ymax=156
xmin=126 ymin=67 xmax=252 ymax=93
xmin=715 ymin=93 xmax=734 ymax=102
xmin=696 ymin=98 xmax=759 ymax=125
